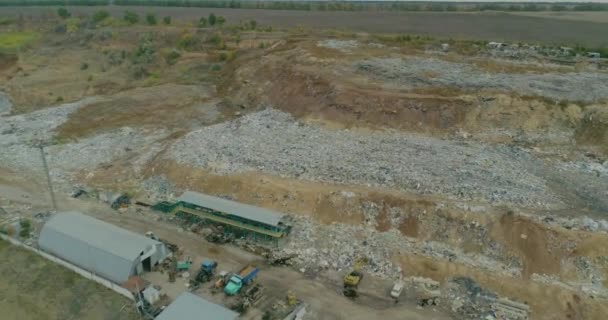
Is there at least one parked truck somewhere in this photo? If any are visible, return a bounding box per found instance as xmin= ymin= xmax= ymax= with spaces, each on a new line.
xmin=224 ymin=265 xmax=259 ymax=296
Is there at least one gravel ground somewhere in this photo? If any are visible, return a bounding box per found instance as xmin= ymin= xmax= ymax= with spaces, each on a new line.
xmin=280 ymin=215 xmax=520 ymax=280
xmin=355 ymin=57 xmax=608 ymax=102
xmin=169 ymin=109 xmax=565 ymax=209
xmin=0 ymin=98 xmax=168 ymax=189
xmin=317 ymin=39 xmax=360 ymax=52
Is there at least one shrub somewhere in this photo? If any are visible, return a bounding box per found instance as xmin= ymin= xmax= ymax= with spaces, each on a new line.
xmin=133 ymin=35 xmax=156 ymax=64
xmin=218 ymin=52 xmax=228 ymax=61
xmin=249 ymin=19 xmax=257 ymax=30
xmin=210 ymin=64 xmax=221 ymax=71
xmin=216 ymin=16 xmax=226 ymax=26
xmin=198 ymin=17 xmax=207 ymax=28
xmin=56 ymin=96 xmax=64 ymax=102
xmin=0 ymin=17 xmax=13 ymax=26
xmin=19 ymin=219 xmax=31 ymax=238
xmin=130 ymin=64 xmax=148 ymax=79
xmin=66 ymin=18 xmax=81 ymax=33
xmin=177 ymin=32 xmax=197 ymax=50
xmin=208 ymin=33 xmax=222 ymax=45
xmin=146 ymin=13 xmax=157 ymax=25
xmin=208 ymin=13 xmax=216 ymax=26
xmin=123 ymin=11 xmax=139 ymax=25
xmin=57 ymin=7 xmax=70 ymax=19
xmin=163 ymin=16 xmax=171 ymax=25
xmin=92 ymin=10 xmax=110 ymax=24
xmin=165 ymin=49 xmax=181 ymax=65
xmin=80 ymin=62 xmax=88 ymax=70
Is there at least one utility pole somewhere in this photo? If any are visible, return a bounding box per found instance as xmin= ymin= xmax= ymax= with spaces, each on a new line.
xmin=38 ymin=145 xmax=57 ymax=212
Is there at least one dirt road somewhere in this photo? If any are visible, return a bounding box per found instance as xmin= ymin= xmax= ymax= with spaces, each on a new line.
xmin=68 ymin=196 xmax=452 ymax=320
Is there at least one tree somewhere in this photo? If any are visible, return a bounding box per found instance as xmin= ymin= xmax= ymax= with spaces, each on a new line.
xmin=249 ymin=19 xmax=257 ymax=30
xmin=216 ymin=16 xmax=226 ymax=26
xmin=92 ymin=10 xmax=110 ymax=24
xmin=57 ymin=7 xmax=71 ymax=19
xmin=163 ymin=16 xmax=171 ymax=25
xmin=208 ymin=13 xmax=216 ymax=26
xmin=198 ymin=17 xmax=207 ymax=28
xmin=146 ymin=13 xmax=157 ymax=25
xmin=123 ymin=11 xmax=139 ymax=25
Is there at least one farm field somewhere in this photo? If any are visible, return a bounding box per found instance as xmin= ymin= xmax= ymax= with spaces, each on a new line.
xmin=0 ymin=6 xmax=607 ymax=46
xmin=0 ymin=240 xmax=138 ymax=320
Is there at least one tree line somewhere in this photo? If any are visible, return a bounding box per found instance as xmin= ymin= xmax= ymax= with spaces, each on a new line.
xmin=1 ymin=0 xmax=607 ymax=12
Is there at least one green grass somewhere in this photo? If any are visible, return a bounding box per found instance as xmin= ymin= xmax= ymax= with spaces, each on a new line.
xmin=0 ymin=31 xmax=38 ymax=51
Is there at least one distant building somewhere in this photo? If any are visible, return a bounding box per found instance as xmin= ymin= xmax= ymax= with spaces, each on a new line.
xmin=155 ymin=292 xmax=238 ymax=320
xmin=38 ymin=211 xmax=169 ymax=284
xmin=153 ymin=191 xmax=291 ymax=244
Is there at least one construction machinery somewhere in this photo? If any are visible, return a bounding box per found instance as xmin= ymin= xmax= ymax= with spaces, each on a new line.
xmin=343 ymin=257 xmax=367 ymax=298
xmin=189 ymin=260 xmax=217 ymax=290
xmin=176 ymin=256 xmax=192 ymax=271
xmin=224 ymin=264 xmax=259 ymax=295
xmin=244 ymin=283 xmax=265 ymax=306
xmin=409 ymin=277 xmax=441 ymax=306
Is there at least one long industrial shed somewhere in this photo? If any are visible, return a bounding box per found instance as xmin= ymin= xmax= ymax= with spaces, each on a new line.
xmin=154 ymin=191 xmax=291 ymax=244
xmin=38 ymin=211 xmax=169 ymax=284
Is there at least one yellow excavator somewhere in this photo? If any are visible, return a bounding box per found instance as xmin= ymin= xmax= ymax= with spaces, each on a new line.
xmin=343 ymin=257 xmax=367 ymax=298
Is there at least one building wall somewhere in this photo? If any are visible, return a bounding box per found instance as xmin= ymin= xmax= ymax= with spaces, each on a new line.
xmin=39 ymin=226 xmax=136 ymax=284
xmin=1 ymin=233 xmax=135 ymax=301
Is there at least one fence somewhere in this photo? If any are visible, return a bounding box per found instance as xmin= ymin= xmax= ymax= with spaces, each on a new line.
xmin=0 ymin=233 xmax=135 ymax=301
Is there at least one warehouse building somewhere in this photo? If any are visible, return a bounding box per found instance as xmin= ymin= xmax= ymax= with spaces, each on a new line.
xmin=155 ymin=292 xmax=238 ymax=320
xmin=153 ymin=191 xmax=291 ymax=244
xmin=38 ymin=211 xmax=169 ymax=284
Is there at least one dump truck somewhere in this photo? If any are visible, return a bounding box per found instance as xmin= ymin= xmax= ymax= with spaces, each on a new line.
xmin=224 ymin=265 xmax=259 ymax=296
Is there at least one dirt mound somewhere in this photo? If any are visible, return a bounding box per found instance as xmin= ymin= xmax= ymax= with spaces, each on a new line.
xmin=493 ymin=212 xmax=567 ymax=278
xmin=576 ymin=105 xmax=608 ymax=155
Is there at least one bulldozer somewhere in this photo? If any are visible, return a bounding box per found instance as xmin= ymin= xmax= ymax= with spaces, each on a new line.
xmin=343 ymin=257 xmax=367 ymax=298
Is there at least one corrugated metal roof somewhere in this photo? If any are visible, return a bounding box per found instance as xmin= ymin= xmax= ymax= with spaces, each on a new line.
xmin=38 ymin=211 xmax=163 ymax=283
xmin=40 ymin=211 xmax=159 ymax=260
xmin=177 ymin=191 xmax=285 ymax=227
xmin=155 ymin=292 xmax=238 ymax=320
